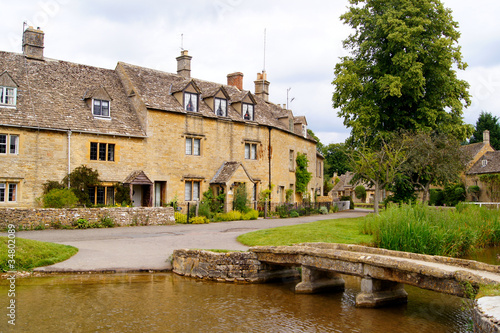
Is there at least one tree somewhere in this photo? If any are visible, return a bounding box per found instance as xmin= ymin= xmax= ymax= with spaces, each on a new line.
xmin=333 ymin=0 xmax=473 ymax=144
xmin=469 ymin=111 xmax=500 ymax=150
xmin=350 ymin=134 xmax=409 ymax=213
xmin=295 ymin=153 xmax=312 ymax=195
xmin=404 ymin=131 xmax=465 ymax=202
xmin=354 ymin=185 xmax=367 ymax=202
xmin=307 ymin=129 xmax=324 ymax=153
xmin=323 ymin=143 xmax=352 ymax=178
xmin=62 ymin=165 xmax=100 ymax=207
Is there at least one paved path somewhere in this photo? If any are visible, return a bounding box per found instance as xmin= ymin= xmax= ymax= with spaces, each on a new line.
xmin=3 ymin=210 xmax=369 ymax=273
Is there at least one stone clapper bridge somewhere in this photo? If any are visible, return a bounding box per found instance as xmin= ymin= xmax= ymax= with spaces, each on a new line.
xmin=173 ymin=243 xmax=500 ymax=308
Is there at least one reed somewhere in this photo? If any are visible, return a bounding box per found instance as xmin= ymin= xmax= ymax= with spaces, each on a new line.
xmin=363 ymin=204 xmax=500 ymax=257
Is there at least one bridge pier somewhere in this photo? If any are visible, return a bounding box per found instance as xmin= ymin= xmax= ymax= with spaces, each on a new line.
xmin=295 ymin=266 xmax=345 ymax=294
xmin=356 ymin=278 xmax=408 ymax=308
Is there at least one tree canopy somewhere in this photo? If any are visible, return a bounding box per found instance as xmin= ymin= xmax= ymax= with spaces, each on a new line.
xmin=323 ymin=143 xmax=352 ymax=178
xmin=469 ymin=111 xmax=500 ymax=150
xmin=333 ymin=0 xmax=472 ymax=144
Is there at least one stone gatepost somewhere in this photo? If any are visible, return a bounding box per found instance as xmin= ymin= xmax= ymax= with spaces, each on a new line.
xmin=295 ymin=266 xmax=345 ymax=294
xmin=356 ymin=278 xmax=408 ymax=308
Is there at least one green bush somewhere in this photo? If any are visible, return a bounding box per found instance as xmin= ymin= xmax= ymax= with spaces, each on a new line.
xmin=214 ymin=211 xmax=243 ymax=222
xmin=42 ymin=188 xmax=79 ymax=208
xmin=329 ymin=204 xmax=339 ymax=213
xmin=319 ymin=206 xmax=328 ymax=215
xmin=73 ymin=218 xmax=90 ymax=229
xmin=290 ymin=210 xmax=300 ymax=218
xmin=354 ymin=185 xmax=366 ymax=201
xmin=100 ymin=216 xmax=115 ymax=228
xmin=233 ymin=184 xmax=250 ymax=213
xmin=429 ymin=189 xmax=444 ymax=206
xmin=242 ymin=209 xmax=259 ymax=220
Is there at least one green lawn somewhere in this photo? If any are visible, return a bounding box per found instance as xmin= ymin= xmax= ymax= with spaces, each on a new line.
xmin=237 ymin=217 xmax=373 ymax=246
xmin=0 ymin=237 xmax=78 ymax=272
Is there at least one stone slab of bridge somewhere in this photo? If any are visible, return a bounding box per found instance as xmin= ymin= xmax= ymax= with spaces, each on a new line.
xmin=249 ymin=243 xmax=500 ymax=308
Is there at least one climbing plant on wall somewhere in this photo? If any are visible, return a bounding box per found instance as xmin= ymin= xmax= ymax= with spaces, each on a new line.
xmin=295 ymin=153 xmax=312 ymax=195
xmin=478 ymin=174 xmax=500 ymax=201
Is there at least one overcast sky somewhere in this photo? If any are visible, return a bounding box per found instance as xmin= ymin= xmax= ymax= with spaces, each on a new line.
xmin=1 ymin=0 xmax=499 ymax=145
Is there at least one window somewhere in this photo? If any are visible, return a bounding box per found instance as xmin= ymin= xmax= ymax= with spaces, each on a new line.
xmin=242 ymin=103 xmax=254 ymax=121
xmin=93 ymin=99 xmax=110 ymax=117
xmin=0 ymin=134 xmax=19 ymax=155
xmin=0 ymin=86 xmax=17 ymax=106
xmin=245 ymin=143 xmax=257 ymax=160
xmin=90 ymin=142 xmax=115 ymax=161
xmin=482 ymin=159 xmax=488 ymax=167
xmin=289 ymin=150 xmax=294 ymax=171
xmin=185 ymin=138 xmax=201 ymax=156
xmin=184 ymin=180 xmax=200 ymax=201
xmin=88 ymin=186 xmax=114 ymax=206
xmin=0 ymin=183 xmax=17 ymax=202
xmin=215 ymin=98 xmax=227 ymax=117
xmin=184 ymin=92 xmax=198 ymax=112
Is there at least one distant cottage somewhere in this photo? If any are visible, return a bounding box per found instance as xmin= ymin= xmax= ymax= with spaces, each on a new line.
xmin=0 ymin=27 xmax=323 ymax=209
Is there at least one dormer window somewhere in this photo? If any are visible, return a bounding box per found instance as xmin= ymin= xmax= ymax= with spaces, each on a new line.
xmin=482 ymin=159 xmax=488 ymax=167
xmin=243 ymin=103 xmax=254 ymax=121
xmin=93 ymin=99 xmax=110 ymax=117
xmin=0 ymin=86 xmax=16 ymax=106
xmin=184 ymin=92 xmax=198 ymax=112
xmin=215 ymin=98 xmax=227 ymax=117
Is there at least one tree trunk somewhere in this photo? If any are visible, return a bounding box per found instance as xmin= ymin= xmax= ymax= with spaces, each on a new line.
xmin=423 ymin=183 xmax=430 ymax=204
xmin=373 ymin=183 xmax=380 ymax=214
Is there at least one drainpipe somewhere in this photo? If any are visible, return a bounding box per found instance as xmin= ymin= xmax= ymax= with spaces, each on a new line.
xmin=67 ymin=130 xmax=72 ymax=188
xmin=268 ymin=127 xmax=272 ymax=198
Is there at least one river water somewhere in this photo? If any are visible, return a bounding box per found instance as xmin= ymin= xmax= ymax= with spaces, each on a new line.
xmin=1 ymin=272 xmax=473 ymax=332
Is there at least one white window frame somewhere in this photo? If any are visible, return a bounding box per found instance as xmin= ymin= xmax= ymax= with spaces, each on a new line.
xmin=184 ymin=92 xmax=199 ymax=112
xmin=92 ymin=99 xmax=110 ymax=118
xmin=0 ymin=86 xmax=17 ymax=107
xmin=245 ymin=143 xmax=257 ymax=160
xmin=242 ymin=103 xmax=254 ymax=121
xmin=0 ymin=183 xmax=5 ymax=202
xmin=0 ymin=183 xmax=17 ymax=203
xmin=0 ymin=134 xmax=19 ymax=155
xmin=214 ymin=98 xmax=227 ymax=117
xmin=8 ymin=183 xmax=17 ymax=202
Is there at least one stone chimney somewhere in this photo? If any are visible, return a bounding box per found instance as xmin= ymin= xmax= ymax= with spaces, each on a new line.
xmin=484 ymin=130 xmax=490 ymax=144
xmin=254 ymin=71 xmax=270 ymax=102
xmin=227 ymin=72 xmax=244 ymax=90
xmin=176 ymin=50 xmax=192 ymax=78
xmin=23 ymin=26 xmax=44 ymax=60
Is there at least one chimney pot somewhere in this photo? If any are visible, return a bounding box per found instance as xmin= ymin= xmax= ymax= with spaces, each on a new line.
xmin=484 ymin=130 xmax=491 ymax=144
xmin=227 ymin=72 xmax=244 ymax=90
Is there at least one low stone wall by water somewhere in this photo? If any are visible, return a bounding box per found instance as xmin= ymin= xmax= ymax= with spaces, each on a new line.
xmin=0 ymin=207 xmax=175 ymax=229
xmin=474 ymin=297 xmax=500 ymax=333
xmin=172 ymin=249 xmax=299 ymax=283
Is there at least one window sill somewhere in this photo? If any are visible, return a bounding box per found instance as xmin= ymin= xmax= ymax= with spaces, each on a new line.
xmin=93 ymin=115 xmax=111 ymax=120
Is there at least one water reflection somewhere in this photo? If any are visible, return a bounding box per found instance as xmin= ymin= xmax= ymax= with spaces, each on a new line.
xmin=0 ymin=273 xmax=471 ymax=332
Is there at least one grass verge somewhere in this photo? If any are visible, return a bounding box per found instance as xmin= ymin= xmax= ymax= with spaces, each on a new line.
xmin=0 ymin=237 xmax=78 ymax=272
xmin=237 ymin=217 xmax=373 ymax=246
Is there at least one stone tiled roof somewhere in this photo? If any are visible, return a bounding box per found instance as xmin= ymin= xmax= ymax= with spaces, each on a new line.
xmin=210 ymin=161 xmax=254 ymax=184
xmin=467 ymin=151 xmax=500 ymax=175
xmin=0 ymin=52 xmax=145 ymax=137
xmin=461 ymin=142 xmax=488 ymax=164
xmin=123 ymin=170 xmax=153 ymax=184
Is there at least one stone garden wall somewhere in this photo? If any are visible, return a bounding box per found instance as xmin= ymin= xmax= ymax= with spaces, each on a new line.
xmin=172 ymin=249 xmax=299 ymax=283
xmin=0 ymin=207 xmax=175 ymax=229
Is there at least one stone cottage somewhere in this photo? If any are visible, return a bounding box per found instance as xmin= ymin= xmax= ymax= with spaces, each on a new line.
xmin=0 ymin=27 xmax=323 ymax=210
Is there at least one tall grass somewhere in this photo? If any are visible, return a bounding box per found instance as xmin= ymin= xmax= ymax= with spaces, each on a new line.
xmin=362 ymin=204 xmax=500 ymax=257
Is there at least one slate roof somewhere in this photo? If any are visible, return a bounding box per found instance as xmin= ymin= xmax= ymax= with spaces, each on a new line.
xmin=461 ymin=142 xmax=488 ymax=164
xmin=123 ymin=170 xmax=153 ymax=184
xmin=0 ymin=52 xmax=146 ymax=137
xmin=467 ymin=151 xmax=500 ymax=175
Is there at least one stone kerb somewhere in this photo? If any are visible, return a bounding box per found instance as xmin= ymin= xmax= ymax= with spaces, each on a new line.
xmin=0 ymin=207 xmax=175 ymax=229
xmin=172 ymin=249 xmax=299 ymax=283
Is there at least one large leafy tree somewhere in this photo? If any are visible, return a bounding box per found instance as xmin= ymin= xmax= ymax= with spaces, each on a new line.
xmin=404 ymin=131 xmax=466 ymax=203
xmin=469 ymin=111 xmax=500 ymax=150
xmin=323 ymin=143 xmax=352 ymax=178
xmin=333 ymin=0 xmax=473 ymax=144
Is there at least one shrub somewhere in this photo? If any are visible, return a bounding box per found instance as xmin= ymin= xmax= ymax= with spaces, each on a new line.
xmin=49 ymin=220 xmax=63 ymax=229
xmin=115 ymin=183 xmax=132 ymax=206
xmin=42 ymin=180 xmax=65 ymax=194
xmin=73 ymin=218 xmax=90 ymax=229
xmin=429 ymin=189 xmax=444 ymax=206
xmin=175 ymin=212 xmax=187 ymax=224
xmin=198 ymin=201 xmax=212 ymax=219
xmin=290 ymin=210 xmax=300 ymax=218
xmin=190 ymin=216 xmax=210 ymax=224
xmin=233 ymin=184 xmax=250 ymax=213
xmin=242 ymin=209 xmax=259 ymax=220
xmin=100 ymin=216 xmax=115 ymax=228
xmin=329 ymin=204 xmax=339 ymax=213
xmin=213 ymin=211 xmax=242 ymax=222
xmin=42 ymin=188 xmax=79 ymax=208
xmin=319 ymin=206 xmax=328 ymax=215
xmin=354 ymin=185 xmax=366 ymax=201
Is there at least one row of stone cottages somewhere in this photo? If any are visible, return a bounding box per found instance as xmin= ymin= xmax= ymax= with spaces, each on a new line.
xmin=0 ymin=27 xmax=324 ymax=212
